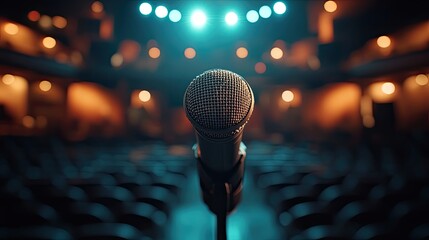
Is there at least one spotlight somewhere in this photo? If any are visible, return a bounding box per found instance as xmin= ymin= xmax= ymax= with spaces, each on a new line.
xmin=155 ymin=6 xmax=168 ymax=18
xmin=259 ymin=5 xmax=272 ymax=19
xmin=225 ymin=12 xmax=238 ymax=26
xmin=169 ymin=9 xmax=182 ymax=22
xmin=139 ymin=2 xmax=152 ymax=15
xmin=246 ymin=10 xmax=259 ymax=23
xmin=191 ymin=10 xmax=207 ymax=28
xmin=273 ymin=2 xmax=286 ymax=14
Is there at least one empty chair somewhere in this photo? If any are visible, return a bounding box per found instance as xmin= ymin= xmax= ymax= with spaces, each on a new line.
xmin=151 ymin=172 xmax=186 ymax=195
xmin=290 ymin=225 xmax=348 ymax=240
xmin=389 ymin=201 xmax=429 ymax=238
xmin=116 ymin=202 xmax=167 ymax=238
xmin=75 ymin=223 xmax=152 ymax=240
xmin=257 ymin=171 xmax=302 ymax=192
xmin=132 ymin=186 xmax=176 ymax=215
xmin=353 ymin=223 xmax=393 ymax=240
xmin=84 ymin=186 xmax=135 ymax=214
xmin=59 ymin=202 xmax=115 ymax=226
xmin=1 ymin=202 xmax=59 ymax=228
xmin=0 ymin=226 xmax=72 ymax=240
xmin=319 ymin=185 xmax=366 ymax=213
xmin=269 ymin=185 xmax=318 ymax=213
xmin=409 ymin=223 xmax=429 ymax=240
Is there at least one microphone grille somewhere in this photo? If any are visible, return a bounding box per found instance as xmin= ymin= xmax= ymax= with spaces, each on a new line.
xmin=184 ymin=69 xmax=253 ymax=138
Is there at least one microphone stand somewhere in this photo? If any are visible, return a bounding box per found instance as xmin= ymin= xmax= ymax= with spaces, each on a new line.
xmin=193 ymin=143 xmax=246 ymax=240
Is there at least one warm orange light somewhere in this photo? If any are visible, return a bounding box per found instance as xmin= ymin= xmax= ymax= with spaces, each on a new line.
xmin=42 ymin=37 xmax=56 ymax=49
xmin=236 ymin=47 xmax=248 ymax=59
xmin=282 ymin=90 xmax=294 ymax=102
xmin=139 ymin=90 xmax=151 ymax=102
xmin=28 ymin=11 xmax=41 ymax=22
xmin=39 ymin=80 xmax=52 ymax=92
xmin=415 ymin=74 xmax=428 ymax=86
xmin=363 ymin=115 xmax=375 ymax=128
xmin=184 ymin=48 xmax=196 ymax=59
xmin=377 ymin=36 xmax=391 ymax=48
xmin=52 ymin=16 xmax=67 ymax=29
xmin=22 ymin=115 xmax=35 ymax=128
xmin=255 ymin=62 xmax=266 ymax=74
xmin=148 ymin=47 xmax=160 ymax=59
xmin=381 ymin=82 xmax=395 ymax=95
xmin=111 ymin=53 xmax=123 ymax=67
xmin=39 ymin=15 xmax=52 ymax=29
xmin=4 ymin=23 xmax=19 ymax=35
xmin=2 ymin=74 xmax=15 ymax=85
xmin=91 ymin=1 xmax=104 ymax=13
xmin=324 ymin=1 xmax=337 ymax=13
xmin=271 ymin=47 xmax=283 ymax=59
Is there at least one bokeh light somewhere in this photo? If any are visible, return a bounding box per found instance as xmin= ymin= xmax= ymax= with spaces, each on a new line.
xmin=139 ymin=90 xmax=151 ymax=102
xmin=377 ymin=36 xmax=391 ymax=48
xmin=363 ymin=115 xmax=375 ymax=128
xmin=155 ymin=6 xmax=168 ymax=18
xmin=324 ymin=1 xmax=338 ymax=13
xmin=39 ymin=80 xmax=52 ymax=92
xmin=259 ymin=6 xmax=272 ymax=19
xmin=91 ymin=1 xmax=104 ymax=13
xmin=169 ymin=10 xmax=182 ymax=22
xmin=191 ymin=10 xmax=207 ymax=28
xmin=246 ymin=10 xmax=259 ymax=23
xmin=415 ymin=74 xmax=429 ymax=86
xmin=139 ymin=2 xmax=152 ymax=15
xmin=22 ymin=116 xmax=35 ymax=128
xmin=225 ymin=12 xmax=238 ymax=26
xmin=52 ymin=16 xmax=67 ymax=29
xmin=42 ymin=37 xmax=56 ymax=49
xmin=271 ymin=47 xmax=283 ymax=59
xmin=2 ymin=74 xmax=15 ymax=85
xmin=3 ymin=23 xmax=19 ymax=35
xmin=273 ymin=2 xmax=287 ymax=15
xmin=236 ymin=47 xmax=248 ymax=59
xmin=28 ymin=11 xmax=40 ymax=22
xmin=184 ymin=48 xmax=196 ymax=59
xmin=282 ymin=90 xmax=294 ymax=102
xmin=39 ymin=15 xmax=52 ymax=29
xmin=111 ymin=53 xmax=123 ymax=67
xmin=255 ymin=62 xmax=266 ymax=74
xmin=381 ymin=82 xmax=395 ymax=95
xmin=149 ymin=47 xmax=161 ymax=59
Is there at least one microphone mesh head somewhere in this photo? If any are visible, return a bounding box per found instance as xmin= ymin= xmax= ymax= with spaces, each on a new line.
xmin=184 ymin=69 xmax=254 ymax=138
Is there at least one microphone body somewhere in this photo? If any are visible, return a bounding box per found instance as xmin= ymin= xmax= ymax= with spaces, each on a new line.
xmin=184 ymin=69 xmax=254 ymax=214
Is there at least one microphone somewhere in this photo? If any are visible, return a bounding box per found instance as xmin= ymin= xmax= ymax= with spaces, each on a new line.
xmin=183 ymin=69 xmax=254 ymax=217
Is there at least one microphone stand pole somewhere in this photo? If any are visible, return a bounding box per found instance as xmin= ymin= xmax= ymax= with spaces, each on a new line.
xmin=194 ymin=143 xmax=246 ymax=240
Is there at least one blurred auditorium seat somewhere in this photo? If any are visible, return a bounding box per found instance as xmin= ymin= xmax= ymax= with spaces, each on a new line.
xmin=0 ymin=226 xmax=73 ymax=240
xmin=74 ymin=223 xmax=152 ymax=240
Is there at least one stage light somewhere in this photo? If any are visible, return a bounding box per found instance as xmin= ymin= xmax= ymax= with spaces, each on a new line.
xmin=169 ymin=9 xmax=182 ymax=22
xmin=139 ymin=2 xmax=152 ymax=15
xmin=255 ymin=62 xmax=266 ymax=74
xmin=415 ymin=74 xmax=428 ymax=86
xmin=191 ymin=10 xmax=207 ymax=28
xmin=377 ymin=36 xmax=391 ymax=48
xmin=139 ymin=90 xmax=151 ymax=102
xmin=381 ymin=82 xmax=395 ymax=95
xmin=28 ymin=11 xmax=40 ymax=22
xmin=155 ymin=6 xmax=168 ymax=18
xmin=246 ymin=10 xmax=259 ymax=23
xmin=148 ymin=47 xmax=160 ymax=58
xmin=282 ymin=90 xmax=294 ymax=102
xmin=236 ymin=47 xmax=248 ymax=59
xmin=184 ymin=48 xmax=196 ymax=59
xmin=273 ymin=2 xmax=286 ymax=14
xmin=225 ymin=12 xmax=238 ymax=26
xmin=42 ymin=37 xmax=56 ymax=49
xmin=271 ymin=47 xmax=283 ymax=59
xmin=39 ymin=80 xmax=52 ymax=92
xmin=4 ymin=23 xmax=19 ymax=35
xmin=2 ymin=74 xmax=15 ymax=85
xmin=91 ymin=1 xmax=104 ymax=13
xmin=324 ymin=1 xmax=337 ymax=13
xmin=259 ymin=6 xmax=272 ymax=19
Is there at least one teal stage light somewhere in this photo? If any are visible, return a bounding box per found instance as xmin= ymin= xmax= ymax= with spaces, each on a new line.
xmin=155 ymin=6 xmax=168 ymax=18
xmin=169 ymin=9 xmax=182 ymax=22
xmin=246 ymin=10 xmax=259 ymax=23
xmin=273 ymin=2 xmax=286 ymax=14
xmin=225 ymin=12 xmax=238 ymax=26
xmin=139 ymin=2 xmax=152 ymax=15
xmin=259 ymin=5 xmax=272 ymax=19
xmin=191 ymin=10 xmax=207 ymax=28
